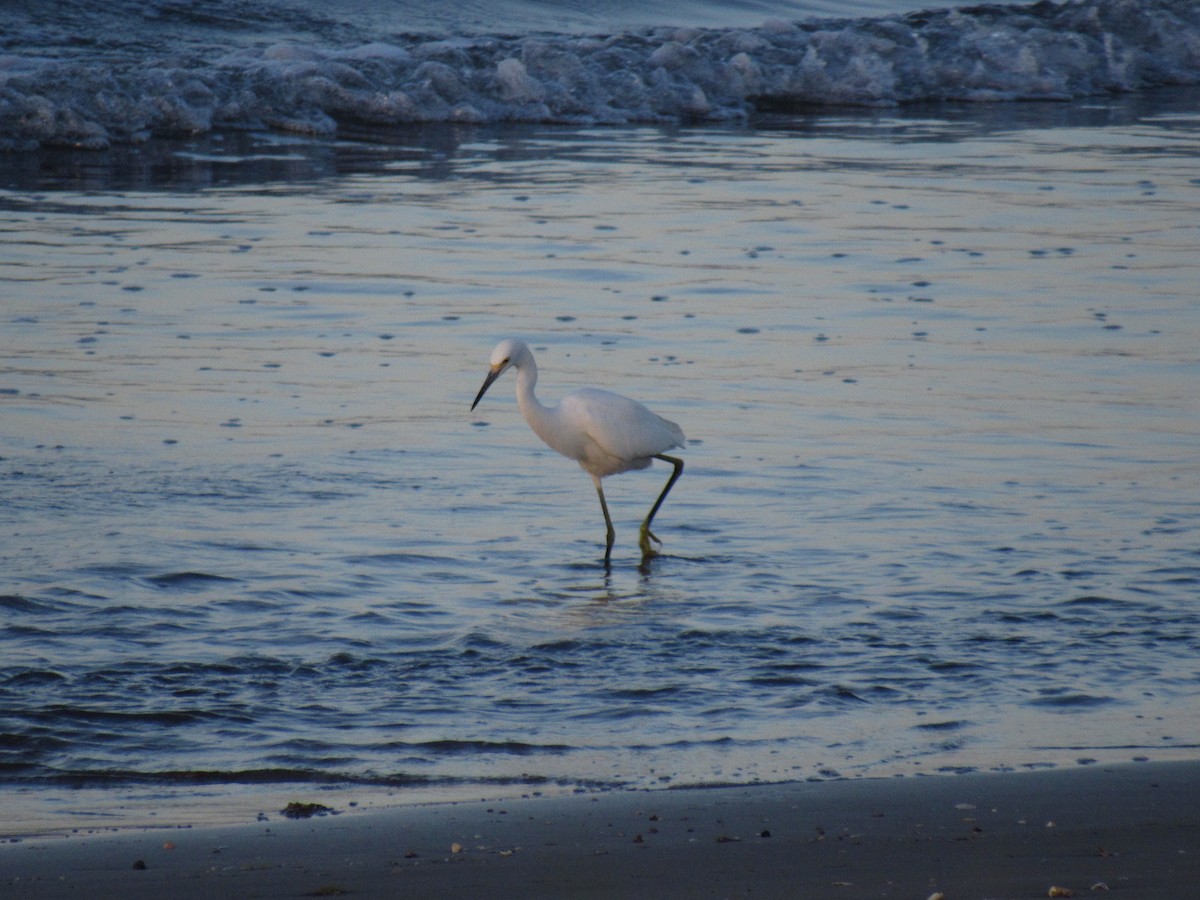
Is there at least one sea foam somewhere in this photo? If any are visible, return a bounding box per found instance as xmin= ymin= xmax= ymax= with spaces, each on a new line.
xmin=1 ymin=0 xmax=1198 ymax=149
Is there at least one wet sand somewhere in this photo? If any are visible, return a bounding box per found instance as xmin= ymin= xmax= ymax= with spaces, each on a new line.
xmin=3 ymin=761 xmax=1197 ymax=899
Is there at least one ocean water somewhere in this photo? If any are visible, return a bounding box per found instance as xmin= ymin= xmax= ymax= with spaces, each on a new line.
xmin=2 ymin=0 xmax=1200 ymax=836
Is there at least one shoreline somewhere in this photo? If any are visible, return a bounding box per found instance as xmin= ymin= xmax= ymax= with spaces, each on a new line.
xmin=4 ymin=760 xmax=1198 ymax=899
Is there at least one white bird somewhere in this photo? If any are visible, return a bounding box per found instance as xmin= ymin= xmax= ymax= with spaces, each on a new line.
xmin=471 ymin=338 xmax=685 ymax=561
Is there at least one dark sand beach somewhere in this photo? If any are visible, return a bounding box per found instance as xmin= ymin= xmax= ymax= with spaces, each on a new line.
xmin=3 ymin=761 xmax=1197 ymax=899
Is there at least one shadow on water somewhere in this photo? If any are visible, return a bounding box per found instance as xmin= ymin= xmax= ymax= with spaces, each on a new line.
xmin=508 ymin=538 xmax=721 ymax=608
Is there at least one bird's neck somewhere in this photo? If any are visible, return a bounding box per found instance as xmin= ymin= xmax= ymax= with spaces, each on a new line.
xmin=514 ymin=361 xmax=554 ymax=440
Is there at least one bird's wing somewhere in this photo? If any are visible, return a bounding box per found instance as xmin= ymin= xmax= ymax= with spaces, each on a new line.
xmin=561 ymin=388 xmax=685 ymax=461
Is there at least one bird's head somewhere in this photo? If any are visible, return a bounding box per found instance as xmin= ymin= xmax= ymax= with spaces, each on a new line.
xmin=471 ymin=338 xmax=527 ymax=410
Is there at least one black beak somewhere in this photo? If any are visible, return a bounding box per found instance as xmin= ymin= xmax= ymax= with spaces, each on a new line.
xmin=471 ymin=367 xmax=502 ymax=411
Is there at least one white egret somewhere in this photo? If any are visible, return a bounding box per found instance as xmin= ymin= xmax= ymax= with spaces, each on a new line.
xmin=471 ymin=338 xmax=685 ymax=561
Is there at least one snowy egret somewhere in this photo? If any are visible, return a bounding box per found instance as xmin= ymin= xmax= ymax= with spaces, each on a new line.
xmin=471 ymin=338 xmax=685 ymax=561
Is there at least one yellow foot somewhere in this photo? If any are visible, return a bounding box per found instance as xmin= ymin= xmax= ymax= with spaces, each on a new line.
xmin=638 ymin=526 xmax=662 ymax=558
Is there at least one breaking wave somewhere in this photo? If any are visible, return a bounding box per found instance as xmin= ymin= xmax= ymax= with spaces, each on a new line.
xmin=1 ymin=0 xmax=1198 ymax=149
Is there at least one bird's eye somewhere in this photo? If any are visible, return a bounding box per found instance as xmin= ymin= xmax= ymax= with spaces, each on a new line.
xmin=501 ymin=357 xmax=510 ymax=365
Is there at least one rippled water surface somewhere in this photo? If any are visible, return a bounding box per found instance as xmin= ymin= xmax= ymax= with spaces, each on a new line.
xmin=3 ymin=91 xmax=1200 ymax=834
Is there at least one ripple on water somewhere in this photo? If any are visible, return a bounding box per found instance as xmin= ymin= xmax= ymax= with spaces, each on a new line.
xmin=1027 ymin=692 xmax=1119 ymax=710
xmin=0 ymin=594 xmax=70 ymax=614
xmin=142 ymin=571 xmax=241 ymax=590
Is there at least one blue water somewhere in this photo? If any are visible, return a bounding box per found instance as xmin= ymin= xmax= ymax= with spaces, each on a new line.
xmin=2 ymin=0 xmax=1200 ymax=835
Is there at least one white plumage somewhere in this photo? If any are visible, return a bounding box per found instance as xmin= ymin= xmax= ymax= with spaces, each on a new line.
xmin=471 ymin=338 xmax=685 ymax=561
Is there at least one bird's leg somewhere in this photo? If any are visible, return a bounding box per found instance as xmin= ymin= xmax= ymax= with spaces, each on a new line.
xmin=639 ymin=454 xmax=684 ymax=558
xmin=594 ymin=479 xmax=616 ymax=561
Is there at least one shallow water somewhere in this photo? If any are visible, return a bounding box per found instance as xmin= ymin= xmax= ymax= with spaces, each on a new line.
xmin=3 ymin=89 xmax=1200 ymax=834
